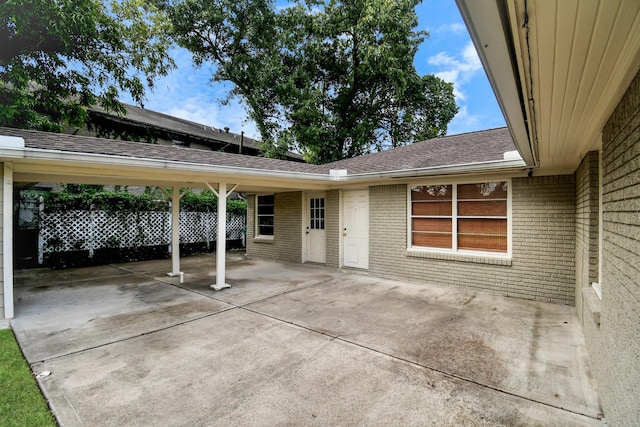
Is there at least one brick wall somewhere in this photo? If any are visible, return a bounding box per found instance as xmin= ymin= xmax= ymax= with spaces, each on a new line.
xmin=246 ymin=192 xmax=302 ymax=264
xmin=575 ymin=152 xmax=600 ymax=316
xmin=587 ymin=70 xmax=640 ymax=425
xmin=325 ymin=190 xmax=340 ymax=268
xmin=369 ymin=176 xmax=576 ymax=304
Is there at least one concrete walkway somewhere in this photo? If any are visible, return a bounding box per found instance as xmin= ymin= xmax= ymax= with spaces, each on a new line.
xmin=11 ymin=253 xmax=602 ymax=426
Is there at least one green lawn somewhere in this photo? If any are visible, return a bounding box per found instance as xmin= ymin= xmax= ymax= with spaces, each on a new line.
xmin=0 ymin=329 xmax=57 ymax=427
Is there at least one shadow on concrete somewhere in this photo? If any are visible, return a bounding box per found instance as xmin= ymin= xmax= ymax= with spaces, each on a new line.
xmin=11 ymin=253 xmax=601 ymax=426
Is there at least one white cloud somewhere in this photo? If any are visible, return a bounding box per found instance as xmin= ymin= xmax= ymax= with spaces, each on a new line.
xmin=120 ymin=46 xmax=260 ymax=139
xmin=428 ymin=41 xmax=482 ymax=102
xmin=446 ymin=105 xmax=482 ymax=135
xmin=427 ymin=42 xmax=495 ymax=135
xmin=165 ymin=96 xmax=259 ymax=140
xmin=431 ymin=22 xmax=467 ymax=35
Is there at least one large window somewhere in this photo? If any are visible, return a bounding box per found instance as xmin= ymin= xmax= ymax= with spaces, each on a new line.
xmin=410 ymin=181 xmax=509 ymax=254
xmin=256 ymin=195 xmax=274 ymax=236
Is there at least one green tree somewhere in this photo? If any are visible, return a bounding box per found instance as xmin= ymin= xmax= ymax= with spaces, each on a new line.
xmin=0 ymin=0 xmax=175 ymax=132
xmin=163 ymin=0 xmax=458 ymax=164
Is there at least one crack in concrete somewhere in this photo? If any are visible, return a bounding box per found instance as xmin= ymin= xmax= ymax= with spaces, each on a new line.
xmin=29 ymin=270 xmax=336 ymax=364
xmin=28 ymin=266 xmax=600 ymax=422
xmin=240 ymin=304 xmax=602 ymax=422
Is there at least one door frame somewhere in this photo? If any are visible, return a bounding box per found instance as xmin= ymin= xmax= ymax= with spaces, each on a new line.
xmin=303 ymin=191 xmax=326 ymax=264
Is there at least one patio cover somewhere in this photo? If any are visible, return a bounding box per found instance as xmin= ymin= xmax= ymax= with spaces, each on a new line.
xmin=0 ymin=126 xmax=525 ymax=318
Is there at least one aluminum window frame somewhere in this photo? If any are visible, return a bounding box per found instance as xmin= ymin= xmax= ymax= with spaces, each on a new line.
xmin=407 ymin=179 xmax=512 ymax=258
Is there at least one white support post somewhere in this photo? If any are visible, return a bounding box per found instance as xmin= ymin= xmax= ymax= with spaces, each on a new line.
xmin=211 ymin=182 xmax=230 ymax=290
xmin=3 ymin=163 xmax=14 ymax=319
xmin=166 ymin=187 xmax=186 ymax=283
xmin=208 ymin=182 xmax=237 ymax=291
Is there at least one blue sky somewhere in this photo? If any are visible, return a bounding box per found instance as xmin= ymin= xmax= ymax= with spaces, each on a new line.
xmin=122 ymin=0 xmax=505 ymax=139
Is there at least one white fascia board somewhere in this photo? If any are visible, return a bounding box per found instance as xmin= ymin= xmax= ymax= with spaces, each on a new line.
xmin=339 ymin=158 xmax=527 ymax=181
xmin=0 ymin=146 xmax=527 ymax=187
xmin=0 ymin=147 xmax=330 ymax=183
xmin=456 ymin=0 xmax=536 ymax=167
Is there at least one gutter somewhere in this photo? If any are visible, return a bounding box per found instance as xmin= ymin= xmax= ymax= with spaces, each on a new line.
xmin=0 ymin=146 xmax=331 ymax=183
xmin=0 ymin=144 xmax=526 ymax=185
xmin=334 ymin=158 xmax=526 ymax=181
xmin=456 ymin=0 xmax=538 ymax=167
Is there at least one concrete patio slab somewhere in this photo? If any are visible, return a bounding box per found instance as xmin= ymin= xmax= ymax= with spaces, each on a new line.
xmin=14 ymin=264 xmax=131 ymax=288
xmin=10 ymin=254 xmax=602 ymax=426
xmin=31 ymin=310 xmax=598 ymax=427
xmin=12 ymin=269 xmax=233 ymax=362
xmin=246 ymin=275 xmax=601 ymax=418
xmin=165 ymin=258 xmax=340 ymax=306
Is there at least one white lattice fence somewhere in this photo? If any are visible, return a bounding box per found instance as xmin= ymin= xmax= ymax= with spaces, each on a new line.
xmin=179 ymin=212 xmax=217 ymax=244
xmin=38 ymin=208 xmax=245 ymax=262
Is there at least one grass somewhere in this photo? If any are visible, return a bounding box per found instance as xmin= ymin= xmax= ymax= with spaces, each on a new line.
xmin=0 ymin=329 xmax=57 ymax=427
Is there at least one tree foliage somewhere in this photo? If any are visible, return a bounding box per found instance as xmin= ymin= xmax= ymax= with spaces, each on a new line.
xmin=0 ymin=0 xmax=175 ymax=132
xmin=163 ymin=0 xmax=458 ymax=163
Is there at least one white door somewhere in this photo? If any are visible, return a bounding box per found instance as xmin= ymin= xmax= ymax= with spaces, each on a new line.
xmin=306 ymin=194 xmax=326 ymax=264
xmin=343 ymin=189 xmax=369 ymax=269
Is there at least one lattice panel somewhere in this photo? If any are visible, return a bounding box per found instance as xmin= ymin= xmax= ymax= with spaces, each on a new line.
xmin=40 ymin=210 xmax=91 ymax=253
xmin=18 ymin=199 xmax=40 ymax=229
xmin=179 ymin=211 xmax=217 ymax=244
xmin=39 ymin=209 xmax=245 ymax=255
xmin=227 ymin=214 xmax=245 ymax=239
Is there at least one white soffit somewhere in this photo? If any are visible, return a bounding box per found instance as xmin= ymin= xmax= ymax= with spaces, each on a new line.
xmin=456 ymin=0 xmax=535 ymax=167
xmin=508 ymin=0 xmax=640 ymax=171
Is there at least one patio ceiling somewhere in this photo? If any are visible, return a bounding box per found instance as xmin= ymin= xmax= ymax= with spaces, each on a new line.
xmin=458 ymin=0 xmax=640 ymax=173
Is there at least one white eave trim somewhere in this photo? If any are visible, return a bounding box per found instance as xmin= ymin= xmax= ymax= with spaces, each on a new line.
xmin=456 ymin=0 xmax=537 ymax=167
xmin=0 ymin=145 xmax=527 ymax=185
xmin=343 ymin=158 xmax=527 ymax=181
xmin=0 ymin=147 xmax=331 ymax=182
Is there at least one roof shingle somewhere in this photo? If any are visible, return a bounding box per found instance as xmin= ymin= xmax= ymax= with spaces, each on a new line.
xmin=0 ymin=126 xmax=517 ymax=176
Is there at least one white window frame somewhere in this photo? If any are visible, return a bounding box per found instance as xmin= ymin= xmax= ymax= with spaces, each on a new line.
xmin=255 ymin=194 xmax=275 ymax=239
xmin=407 ymin=179 xmax=512 ymax=258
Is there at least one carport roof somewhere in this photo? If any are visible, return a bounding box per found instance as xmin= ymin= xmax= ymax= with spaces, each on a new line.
xmin=0 ymin=126 xmax=327 ymax=174
xmin=0 ymin=126 xmax=525 ymax=191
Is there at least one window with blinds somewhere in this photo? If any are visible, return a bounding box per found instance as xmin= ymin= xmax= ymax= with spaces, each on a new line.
xmin=410 ymin=181 xmax=508 ymax=254
xmin=411 ymin=185 xmax=453 ymax=249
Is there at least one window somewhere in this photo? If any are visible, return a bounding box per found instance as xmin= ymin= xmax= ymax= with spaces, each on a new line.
xmin=309 ymin=197 xmax=325 ymax=230
xmin=410 ymin=181 xmax=508 ymax=254
xmin=256 ymin=195 xmax=274 ymax=236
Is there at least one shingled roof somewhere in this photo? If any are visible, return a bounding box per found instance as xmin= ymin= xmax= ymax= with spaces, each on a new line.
xmin=0 ymin=127 xmax=327 ymax=175
xmin=0 ymin=126 xmax=519 ymax=177
xmin=325 ymin=127 xmax=517 ymax=173
xmin=88 ymin=103 xmax=304 ymax=161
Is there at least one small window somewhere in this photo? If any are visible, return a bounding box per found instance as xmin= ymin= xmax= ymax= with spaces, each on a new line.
xmin=256 ymin=195 xmax=274 ymax=236
xmin=309 ymin=197 xmax=325 ymax=230
xmin=410 ymin=181 xmax=509 ymax=255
